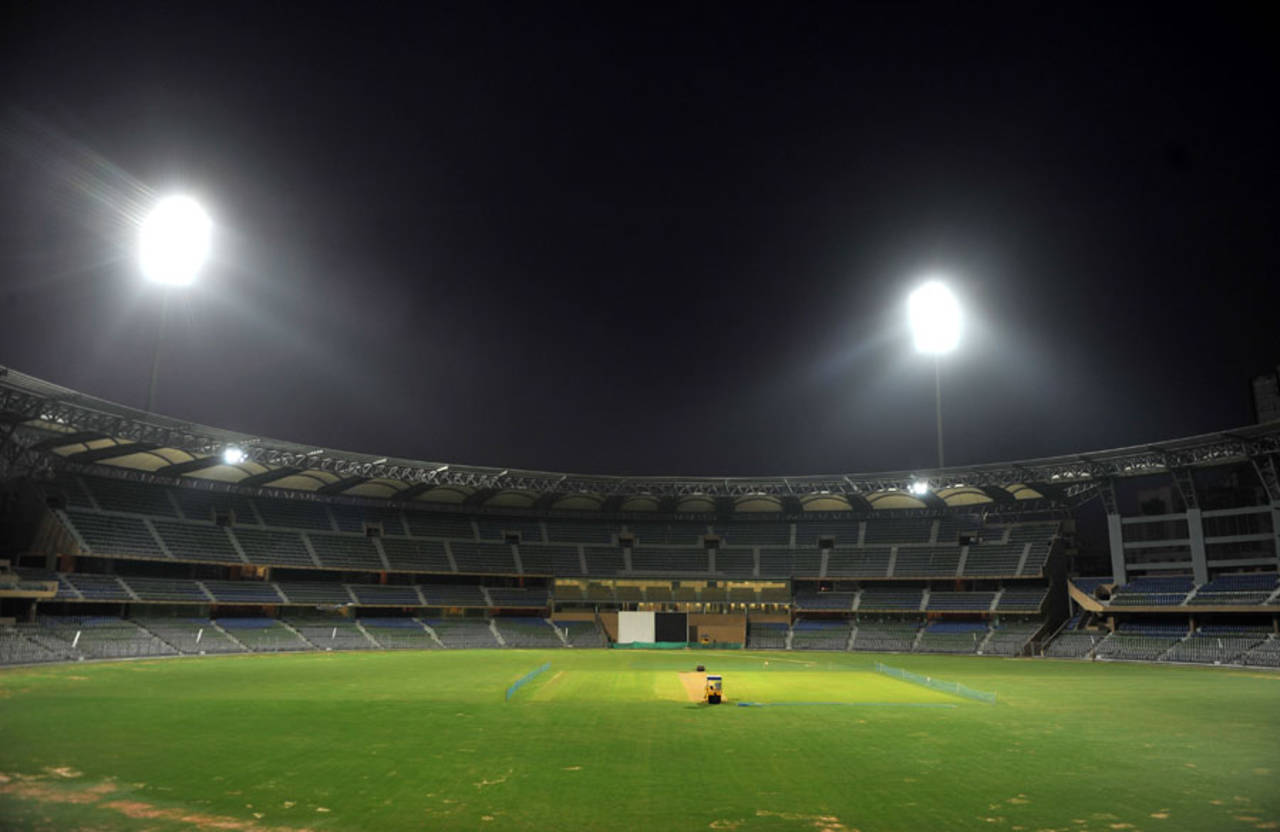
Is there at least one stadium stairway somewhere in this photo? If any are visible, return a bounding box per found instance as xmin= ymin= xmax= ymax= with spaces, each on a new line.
xmin=210 ymin=620 xmax=250 ymax=652
xmin=277 ymin=619 xmax=320 ymax=650
xmin=354 ymin=620 xmax=383 ymax=648
xmin=489 ymin=619 xmax=506 ymax=647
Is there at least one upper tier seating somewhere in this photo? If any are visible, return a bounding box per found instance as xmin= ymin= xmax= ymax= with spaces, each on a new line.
xmin=544 ymin=521 xmax=619 ymax=544
xmin=1188 ymin=573 xmax=1278 ymax=606
xmin=712 ymin=520 xmax=791 ymax=546
xmin=330 ymin=505 xmax=407 ymax=536
xmin=858 ymin=588 xmax=923 ymax=612
xmin=794 ymin=591 xmax=855 ymax=611
xmin=173 ymin=489 xmax=258 ymax=524
xmin=403 ymin=513 xmax=475 ymax=539
xmin=1110 ymin=577 xmax=1195 ymax=606
xmin=234 ymin=528 xmax=313 ymax=567
xmin=252 ymin=498 xmax=332 ymax=531
xmin=996 ymin=588 xmax=1048 ymax=612
xmin=450 ymin=542 xmax=516 ymax=574
xmin=476 ymin=518 xmax=544 ymax=543
xmin=152 ymin=520 xmax=243 ymax=563
xmin=963 ymin=544 xmax=1024 ymax=576
xmin=65 ymin=510 xmax=166 ymax=558
xmin=308 ymin=533 xmax=383 ymax=570
xmin=84 ymin=478 xmax=178 ymax=517
xmin=715 ymin=548 xmax=755 ymax=578
xmin=893 ymin=547 xmax=961 ymax=577
xmin=630 ymin=547 xmax=708 ymax=574
xmin=826 ymin=547 xmax=890 ymax=577
xmin=379 ymin=537 xmax=451 ymax=572
xmin=626 ymin=523 xmax=706 ymax=545
xmin=926 ymin=592 xmax=995 ymax=612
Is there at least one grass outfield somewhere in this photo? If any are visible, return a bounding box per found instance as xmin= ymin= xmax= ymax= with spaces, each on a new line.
xmin=1 ymin=651 xmax=1277 ymax=831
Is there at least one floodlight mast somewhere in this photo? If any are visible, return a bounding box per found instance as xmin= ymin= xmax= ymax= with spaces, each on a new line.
xmin=908 ymin=280 xmax=960 ymax=469
xmin=139 ymin=195 xmax=211 ymax=412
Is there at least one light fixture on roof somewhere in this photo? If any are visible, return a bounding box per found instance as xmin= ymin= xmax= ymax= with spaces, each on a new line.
xmin=222 ymin=446 xmax=247 ymax=465
xmin=908 ymin=480 xmax=930 ymax=496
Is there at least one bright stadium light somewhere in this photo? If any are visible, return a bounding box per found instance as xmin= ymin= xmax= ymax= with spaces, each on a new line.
xmin=908 ymin=280 xmax=961 ymax=354
xmin=139 ymin=195 xmax=212 ymax=286
xmin=908 ymin=480 xmax=930 ymax=496
xmin=222 ymin=446 xmax=247 ymax=466
xmin=907 ymin=279 xmax=962 ymax=468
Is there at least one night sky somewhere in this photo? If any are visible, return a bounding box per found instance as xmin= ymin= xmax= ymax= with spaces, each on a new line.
xmin=3 ymin=6 xmax=1277 ymax=477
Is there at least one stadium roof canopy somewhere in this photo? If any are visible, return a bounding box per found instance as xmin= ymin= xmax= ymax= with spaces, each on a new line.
xmin=2 ymin=366 xmax=1278 ymax=515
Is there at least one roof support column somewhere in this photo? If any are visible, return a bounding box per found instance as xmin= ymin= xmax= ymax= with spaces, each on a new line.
xmin=1099 ymin=478 xmax=1126 ymax=585
xmin=1171 ymin=470 xmax=1208 ymax=584
xmin=1251 ymin=455 xmax=1280 ymax=563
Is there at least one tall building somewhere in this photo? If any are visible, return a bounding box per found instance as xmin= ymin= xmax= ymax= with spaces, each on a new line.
xmin=1253 ymin=366 xmax=1280 ymax=424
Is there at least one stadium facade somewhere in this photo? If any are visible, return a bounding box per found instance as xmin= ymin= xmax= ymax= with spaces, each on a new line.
xmin=1 ymin=366 xmax=1277 ymax=667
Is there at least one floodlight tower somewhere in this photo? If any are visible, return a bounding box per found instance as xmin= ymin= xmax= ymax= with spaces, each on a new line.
xmin=138 ymin=195 xmax=212 ymax=412
xmin=908 ymin=280 xmax=961 ymax=469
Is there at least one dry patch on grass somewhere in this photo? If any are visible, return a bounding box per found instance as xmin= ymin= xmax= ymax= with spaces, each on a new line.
xmin=0 ymin=769 xmax=316 ymax=832
xmin=756 ymin=808 xmax=855 ymax=831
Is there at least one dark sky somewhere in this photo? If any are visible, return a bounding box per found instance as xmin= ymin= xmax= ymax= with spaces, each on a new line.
xmin=2 ymin=5 xmax=1277 ymax=477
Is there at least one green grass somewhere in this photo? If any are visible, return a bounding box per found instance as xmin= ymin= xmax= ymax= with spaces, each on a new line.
xmin=1 ymin=650 xmax=1278 ymax=831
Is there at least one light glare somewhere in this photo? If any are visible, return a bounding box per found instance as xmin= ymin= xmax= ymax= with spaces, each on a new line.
xmin=908 ymin=280 xmax=961 ymax=354
xmin=139 ymin=195 xmax=212 ymax=286
xmin=222 ymin=446 xmax=247 ymax=465
xmin=908 ymin=480 xmax=930 ymax=496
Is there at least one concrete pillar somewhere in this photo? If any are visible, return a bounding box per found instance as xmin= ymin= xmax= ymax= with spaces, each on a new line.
xmin=1107 ymin=513 xmax=1126 ymax=585
xmin=1186 ymin=508 xmax=1208 ymax=584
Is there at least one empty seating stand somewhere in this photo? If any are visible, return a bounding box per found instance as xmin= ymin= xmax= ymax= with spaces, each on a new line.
xmin=152 ymin=520 xmax=243 ymax=563
xmin=286 ymin=617 xmax=374 ymax=650
xmin=791 ymin=619 xmax=851 ymax=651
xmin=826 ymin=547 xmax=890 ymax=577
xmin=428 ymin=618 xmax=498 ymax=648
xmin=135 ymin=618 xmax=244 ymax=653
xmin=308 ymin=533 xmax=383 ymax=571
xmin=1188 ymin=573 xmax=1279 ymax=606
xmin=450 ymin=542 xmax=516 ymax=574
xmin=1110 ymin=577 xmax=1194 ymax=606
xmin=360 ymin=618 xmax=437 ymax=649
xmin=348 ymin=584 xmax=423 ymax=606
xmin=916 ymin=621 xmax=988 ymax=654
xmin=494 ymin=617 xmax=561 ymax=647
xmin=84 ymin=478 xmax=178 ymax=517
xmin=380 ymin=537 xmax=451 ymax=573
xmin=851 ymin=620 xmax=921 ymax=652
xmin=65 ymin=510 xmax=166 ymax=558
xmin=630 ymin=547 xmax=708 ymax=574
xmin=555 ymin=619 xmax=607 ymax=647
xmin=794 ymin=591 xmax=855 ymax=611
xmin=893 ymin=547 xmax=961 ymax=577
xmin=858 ymin=589 xmax=923 ymax=612
xmin=217 ymin=618 xmax=311 ymax=652
xmin=235 ymin=528 xmax=313 ymax=568
xmin=746 ymin=621 xmax=788 ymax=649
xmin=926 ymin=592 xmax=995 ymax=612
